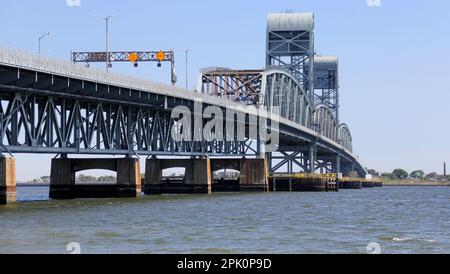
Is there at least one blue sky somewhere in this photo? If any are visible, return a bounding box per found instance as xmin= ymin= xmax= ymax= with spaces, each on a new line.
xmin=1 ymin=0 xmax=449 ymax=180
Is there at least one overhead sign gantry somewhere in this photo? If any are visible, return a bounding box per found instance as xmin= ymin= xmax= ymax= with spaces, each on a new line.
xmin=71 ymin=50 xmax=177 ymax=85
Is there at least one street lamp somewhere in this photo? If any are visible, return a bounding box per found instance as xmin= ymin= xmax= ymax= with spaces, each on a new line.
xmin=38 ymin=32 xmax=51 ymax=54
xmin=93 ymin=15 xmax=116 ymax=71
xmin=185 ymin=49 xmax=189 ymax=91
xmin=173 ymin=48 xmax=190 ymax=90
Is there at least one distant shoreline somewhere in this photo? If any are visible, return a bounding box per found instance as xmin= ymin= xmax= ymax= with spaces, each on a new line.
xmin=16 ymin=182 xmax=450 ymax=188
xmin=383 ymin=182 xmax=450 ymax=187
xmin=17 ymin=183 xmax=50 ymax=187
xmin=17 ymin=181 xmax=117 ymax=187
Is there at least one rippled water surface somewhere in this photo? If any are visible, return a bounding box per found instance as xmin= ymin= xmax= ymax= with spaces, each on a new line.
xmin=1 ymin=186 xmax=450 ymax=254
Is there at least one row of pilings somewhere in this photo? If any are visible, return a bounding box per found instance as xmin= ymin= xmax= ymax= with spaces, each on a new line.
xmin=1 ymin=156 xmax=382 ymax=205
xmin=337 ymin=177 xmax=383 ymax=189
xmin=269 ymin=173 xmax=383 ymax=192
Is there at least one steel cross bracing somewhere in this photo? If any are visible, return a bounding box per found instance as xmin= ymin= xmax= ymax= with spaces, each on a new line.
xmin=0 ymin=92 xmax=259 ymax=156
xmin=0 ymin=62 xmax=260 ymax=157
xmin=267 ymin=149 xmax=342 ymax=174
xmin=307 ymin=56 xmax=340 ymax=124
xmin=197 ymin=69 xmax=263 ymax=106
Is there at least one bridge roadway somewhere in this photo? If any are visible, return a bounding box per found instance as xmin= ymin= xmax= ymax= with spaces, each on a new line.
xmin=0 ymin=47 xmax=367 ymax=204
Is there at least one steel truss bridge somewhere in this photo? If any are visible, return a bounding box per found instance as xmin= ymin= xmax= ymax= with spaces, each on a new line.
xmin=0 ymin=13 xmax=367 ymax=177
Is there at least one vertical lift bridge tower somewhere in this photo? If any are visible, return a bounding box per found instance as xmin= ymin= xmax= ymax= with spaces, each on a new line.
xmin=266 ymin=13 xmax=341 ymax=174
xmin=266 ymin=13 xmax=315 ymax=104
xmin=309 ymin=56 xmax=340 ymax=126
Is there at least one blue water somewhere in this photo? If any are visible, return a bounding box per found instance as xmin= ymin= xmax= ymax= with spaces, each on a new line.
xmin=0 ymin=186 xmax=449 ymax=254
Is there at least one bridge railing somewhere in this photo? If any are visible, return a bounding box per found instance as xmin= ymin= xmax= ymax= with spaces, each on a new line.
xmin=0 ymin=46 xmax=184 ymax=98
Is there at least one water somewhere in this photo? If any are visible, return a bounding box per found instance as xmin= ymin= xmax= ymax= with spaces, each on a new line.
xmin=1 ymin=186 xmax=450 ymax=254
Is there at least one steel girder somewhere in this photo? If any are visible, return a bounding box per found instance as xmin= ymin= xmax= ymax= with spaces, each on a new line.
xmin=197 ymin=69 xmax=263 ymax=106
xmin=0 ymin=92 xmax=255 ymax=156
xmin=0 ymin=65 xmax=258 ymax=156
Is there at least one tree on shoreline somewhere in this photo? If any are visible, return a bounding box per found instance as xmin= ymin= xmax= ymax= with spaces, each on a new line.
xmin=367 ymin=169 xmax=380 ymax=177
xmin=77 ymin=174 xmax=97 ymax=182
xmin=425 ymin=172 xmax=438 ymax=180
xmin=392 ymin=169 xmax=408 ymax=180
xmin=410 ymin=170 xmax=425 ymax=179
xmin=380 ymin=172 xmax=392 ymax=179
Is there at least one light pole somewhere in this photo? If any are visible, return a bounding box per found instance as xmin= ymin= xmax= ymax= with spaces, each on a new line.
xmin=185 ymin=49 xmax=189 ymax=90
xmin=38 ymin=32 xmax=51 ymax=54
xmin=173 ymin=48 xmax=190 ymax=90
xmin=93 ymin=15 xmax=116 ymax=71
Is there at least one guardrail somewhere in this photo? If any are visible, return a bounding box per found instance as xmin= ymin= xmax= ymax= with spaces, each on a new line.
xmin=0 ymin=46 xmax=185 ymax=97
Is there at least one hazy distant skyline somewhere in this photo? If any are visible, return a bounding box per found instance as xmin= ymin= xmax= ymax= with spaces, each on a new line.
xmin=1 ymin=0 xmax=449 ymax=180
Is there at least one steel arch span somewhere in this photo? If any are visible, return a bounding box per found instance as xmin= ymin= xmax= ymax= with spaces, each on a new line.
xmin=313 ymin=104 xmax=338 ymax=142
xmin=197 ymin=67 xmax=365 ymax=177
xmin=198 ymin=68 xmax=312 ymax=128
xmin=339 ymin=123 xmax=353 ymax=153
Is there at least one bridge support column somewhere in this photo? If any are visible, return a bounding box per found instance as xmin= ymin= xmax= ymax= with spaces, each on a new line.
xmin=116 ymin=158 xmax=141 ymax=198
xmin=50 ymin=158 xmax=141 ymax=199
xmin=49 ymin=158 xmax=74 ymax=199
xmin=143 ymin=158 xmax=162 ymax=195
xmin=308 ymin=142 xmax=317 ymax=173
xmin=335 ymin=154 xmax=341 ymax=174
xmin=266 ymin=152 xmax=273 ymax=174
xmin=186 ymin=158 xmax=212 ymax=194
xmin=239 ymin=158 xmax=269 ymax=192
xmin=143 ymin=158 xmax=212 ymax=195
xmin=0 ymin=156 xmax=16 ymax=205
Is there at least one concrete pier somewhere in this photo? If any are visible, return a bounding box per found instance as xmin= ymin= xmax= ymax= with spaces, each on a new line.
xmin=239 ymin=159 xmax=269 ymax=192
xmin=50 ymin=158 xmax=141 ymax=199
xmin=144 ymin=158 xmax=269 ymax=194
xmin=49 ymin=158 xmax=74 ymax=199
xmin=191 ymin=158 xmax=212 ymax=194
xmin=144 ymin=158 xmax=162 ymax=195
xmin=0 ymin=156 xmax=16 ymax=205
xmin=144 ymin=158 xmax=212 ymax=195
xmin=210 ymin=158 xmax=269 ymax=192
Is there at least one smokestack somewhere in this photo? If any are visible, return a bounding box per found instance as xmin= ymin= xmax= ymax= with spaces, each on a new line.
xmin=445 ymin=162 xmax=447 ymax=176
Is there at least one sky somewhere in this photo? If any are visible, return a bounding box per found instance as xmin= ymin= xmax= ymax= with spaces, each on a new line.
xmin=0 ymin=0 xmax=449 ymax=180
